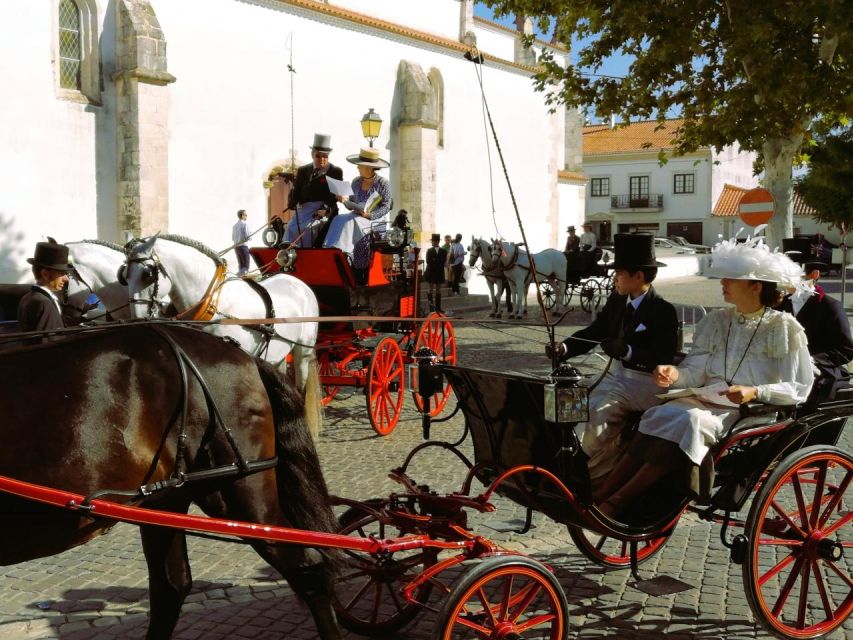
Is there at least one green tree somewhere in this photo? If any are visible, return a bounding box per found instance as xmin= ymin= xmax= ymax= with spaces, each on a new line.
xmin=796 ymin=130 xmax=853 ymax=245
xmin=483 ymin=0 xmax=853 ymax=248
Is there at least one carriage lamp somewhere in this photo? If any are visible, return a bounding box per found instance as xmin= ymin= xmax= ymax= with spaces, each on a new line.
xmin=544 ymin=364 xmax=589 ymax=424
xmin=262 ymin=226 xmax=280 ymax=248
xmin=275 ymin=247 xmax=297 ymax=272
xmin=360 ymin=108 xmax=383 ymax=146
xmin=409 ymin=347 xmax=443 ymax=402
xmin=387 ymin=226 xmax=406 ymax=248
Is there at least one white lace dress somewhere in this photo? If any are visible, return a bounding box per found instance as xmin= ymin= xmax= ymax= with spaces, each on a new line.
xmin=637 ymin=307 xmax=813 ymax=465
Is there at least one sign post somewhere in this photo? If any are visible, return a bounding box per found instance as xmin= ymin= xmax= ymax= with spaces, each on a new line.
xmin=738 ymin=188 xmax=776 ymax=228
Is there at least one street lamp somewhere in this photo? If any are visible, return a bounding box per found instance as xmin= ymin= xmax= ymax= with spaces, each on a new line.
xmin=360 ymin=108 xmax=383 ymax=147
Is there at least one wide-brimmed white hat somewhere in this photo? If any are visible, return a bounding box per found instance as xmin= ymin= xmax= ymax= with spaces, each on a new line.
xmin=346 ymin=147 xmax=390 ymax=169
xmin=706 ymin=236 xmax=804 ymax=288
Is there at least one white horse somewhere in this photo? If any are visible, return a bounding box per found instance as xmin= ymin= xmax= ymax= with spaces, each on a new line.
xmin=491 ymin=240 xmax=568 ymax=319
xmin=122 ymin=234 xmax=322 ymax=436
xmin=65 ymin=240 xmax=131 ymax=321
xmin=468 ymin=237 xmax=511 ymax=318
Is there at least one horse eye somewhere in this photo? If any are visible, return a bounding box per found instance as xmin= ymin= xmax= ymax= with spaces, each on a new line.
xmin=142 ymin=265 xmax=156 ymax=282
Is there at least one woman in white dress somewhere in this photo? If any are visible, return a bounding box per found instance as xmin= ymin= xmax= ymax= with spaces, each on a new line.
xmin=595 ymin=237 xmax=813 ymax=518
xmin=324 ymin=147 xmax=391 ymax=282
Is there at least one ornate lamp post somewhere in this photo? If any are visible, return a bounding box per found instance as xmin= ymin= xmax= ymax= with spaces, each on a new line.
xmin=360 ymin=108 xmax=383 ymax=147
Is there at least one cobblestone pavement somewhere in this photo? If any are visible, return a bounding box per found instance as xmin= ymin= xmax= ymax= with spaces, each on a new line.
xmin=1 ymin=279 xmax=851 ymax=639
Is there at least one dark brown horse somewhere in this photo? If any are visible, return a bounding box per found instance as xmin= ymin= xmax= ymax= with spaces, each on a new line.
xmin=0 ymin=323 xmax=341 ymax=639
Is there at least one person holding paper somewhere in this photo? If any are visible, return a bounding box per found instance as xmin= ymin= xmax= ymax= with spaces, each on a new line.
xmin=324 ymin=147 xmax=391 ymax=283
xmin=595 ymin=237 xmax=813 ymax=519
xmin=546 ymin=233 xmax=679 ymax=486
xmin=283 ymin=133 xmax=343 ymax=248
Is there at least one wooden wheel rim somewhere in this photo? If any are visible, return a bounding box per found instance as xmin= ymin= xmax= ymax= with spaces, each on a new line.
xmin=366 ymin=338 xmax=404 ymax=436
xmin=747 ymin=450 xmax=852 ymax=638
xmin=568 ymin=526 xmax=669 ymax=568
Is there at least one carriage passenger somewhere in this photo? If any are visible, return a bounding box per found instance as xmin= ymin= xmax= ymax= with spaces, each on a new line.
xmin=283 ymin=133 xmax=343 ymax=248
xmin=547 ymin=233 xmax=679 ymax=487
xmin=566 ymin=222 xmax=600 ymax=284
xmin=324 ymin=147 xmax=392 ymax=284
xmin=595 ymin=238 xmax=813 ymax=518
xmin=17 ymin=241 xmax=71 ymax=341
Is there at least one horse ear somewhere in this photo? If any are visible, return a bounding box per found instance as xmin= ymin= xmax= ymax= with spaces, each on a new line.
xmin=117 ymin=264 xmax=128 ymax=286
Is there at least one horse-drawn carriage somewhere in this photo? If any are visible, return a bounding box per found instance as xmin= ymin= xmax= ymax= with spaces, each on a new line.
xmin=248 ymin=228 xmax=457 ymax=436
xmin=540 ymin=247 xmax=615 ymax=313
xmin=0 ymin=314 xmax=849 ymax=639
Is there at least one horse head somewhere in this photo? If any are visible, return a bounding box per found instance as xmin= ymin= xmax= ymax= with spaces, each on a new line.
xmin=65 ymin=241 xmax=130 ymax=322
xmin=122 ymin=234 xmax=172 ymax=319
xmin=468 ymin=236 xmax=482 ymax=267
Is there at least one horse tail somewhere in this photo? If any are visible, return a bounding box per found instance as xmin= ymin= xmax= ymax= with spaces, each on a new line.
xmin=255 ymin=359 xmax=339 ymax=552
xmin=302 ymin=356 xmax=323 ymax=439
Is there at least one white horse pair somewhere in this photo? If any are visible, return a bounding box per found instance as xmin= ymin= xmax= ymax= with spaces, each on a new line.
xmin=489 ymin=240 xmax=568 ymax=319
xmin=468 ymin=237 xmax=510 ymax=318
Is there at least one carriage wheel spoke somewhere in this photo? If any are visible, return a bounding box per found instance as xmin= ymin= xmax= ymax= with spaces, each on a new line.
xmin=759 ymin=551 xmax=797 ymax=587
xmin=769 ymin=500 xmax=808 ymax=539
xmin=818 ymin=471 xmax=852 ymax=529
xmin=811 ymin=560 xmax=836 ymax=621
xmin=822 ymin=510 xmax=852 ymax=537
xmin=515 ymin=612 xmax=557 ymax=633
xmin=771 ymin=555 xmax=806 ymax=617
xmin=386 ymin=582 xmax=404 ymax=614
xmin=476 ymin=587 xmax=498 ymax=627
xmin=791 ymin=473 xmax=811 ymax=531
xmin=796 ymin=557 xmax=812 ymax=629
xmin=594 ymin=535 xmax=608 ymax=551
xmin=499 ymin=575 xmax=513 ymax=621
xmin=344 ymin=575 xmax=375 ymax=612
xmin=810 ymin=463 xmax=828 ymax=529
xmin=453 ymin=615 xmax=492 ymax=635
xmin=509 ymin=582 xmax=543 ymax=623
xmin=824 ymin=558 xmax=853 ymax=588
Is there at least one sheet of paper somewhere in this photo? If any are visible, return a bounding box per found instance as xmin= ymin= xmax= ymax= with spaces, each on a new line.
xmin=364 ymin=191 xmax=382 ymax=213
xmin=326 ymin=176 xmax=353 ymax=198
xmin=656 ymin=381 xmax=738 ymax=408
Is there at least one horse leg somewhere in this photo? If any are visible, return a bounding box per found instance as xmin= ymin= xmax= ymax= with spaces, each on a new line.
xmin=301 ymin=355 xmax=323 ymax=439
xmin=140 ymin=517 xmax=192 ymax=640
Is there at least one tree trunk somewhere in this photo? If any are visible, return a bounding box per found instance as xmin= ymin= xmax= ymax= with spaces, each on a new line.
xmin=762 ymin=134 xmax=803 ymax=250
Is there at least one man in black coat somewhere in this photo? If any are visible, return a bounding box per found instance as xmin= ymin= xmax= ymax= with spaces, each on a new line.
xmin=424 ymin=234 xmax=447 ymax=312
xmin=17 ymin=241 xmax=72 ymax=342
xmin=283 ymin=133 xmax=344 ymax=248
xmin=777 ymin=262 xmax=853 ymax=402
xmin=547 ymin=233 xmax=680 ymax=486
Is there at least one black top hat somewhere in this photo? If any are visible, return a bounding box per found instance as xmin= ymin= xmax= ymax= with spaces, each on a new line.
xmin=803 ymin=261 xmax=827 ymax=273
xmin=607 ymin=233 xmax=666 ymax=270
xmin=27 ymin=241 xmax=72 ymax=272
xmin=430 ymin=233 xmax=441 ymax=242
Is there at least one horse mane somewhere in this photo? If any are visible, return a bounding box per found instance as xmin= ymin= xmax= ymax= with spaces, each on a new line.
xmin=158 ymin=234 xmax=224 ymax=264
xmin=75 ymin=239 xmax=126 ymax=254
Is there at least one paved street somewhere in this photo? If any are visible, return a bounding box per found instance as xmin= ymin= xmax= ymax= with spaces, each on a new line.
xmin=0 ymin=276 xmax=851 ymax=639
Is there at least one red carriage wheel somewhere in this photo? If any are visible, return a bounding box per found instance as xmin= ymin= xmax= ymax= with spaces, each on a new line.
xmin=432 ymin=555 xmax=569 ymax=640
xmin=366 ymin=337 xmax=405 ymax=436
xmin=413 ymin=312 xmax=457 ymax=417
xmin=743 ymin=445 xmax=852 ymax=639
xmin=567 ymin=526 xmax=670 ymax=568
xmin=316 ymin=351 xmax=339 ymax=406
xmin=332 ymin=501 xmax=437 ymax=635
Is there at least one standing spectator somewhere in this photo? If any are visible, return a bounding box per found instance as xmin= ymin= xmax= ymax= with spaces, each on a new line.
xmin=18 ymin=241 xmax=71 ymax=342
xmin=424 ymin=234 xmax=447 ymax=312
xmin=284 ymin=133 xmax=343 ymax=247
xmin=232 ymin=209 xmax=251 ymax=276
xmin=442 ymin=234 xmax=452 ymax=282
xmin=449 ymin=233 xmax=467 ymax=295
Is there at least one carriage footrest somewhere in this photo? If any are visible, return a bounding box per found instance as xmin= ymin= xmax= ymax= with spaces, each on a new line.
xmin=632 ymin=575 xmax=693 ymax=596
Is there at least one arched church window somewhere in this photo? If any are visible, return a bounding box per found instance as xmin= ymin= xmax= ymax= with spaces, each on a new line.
xmin=428 ymin=68 xmax=444 ymax=149
xmin=58 ymin=0 xmax=82 ymax=90
xmin=55 ymin=0 xmax=101 ymax=103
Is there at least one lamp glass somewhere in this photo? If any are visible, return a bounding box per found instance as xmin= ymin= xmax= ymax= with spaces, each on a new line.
xmin=360 ymin=108 xmax=383 ymax=141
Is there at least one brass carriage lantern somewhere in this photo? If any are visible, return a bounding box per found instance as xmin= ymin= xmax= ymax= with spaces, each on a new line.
xmin=543 ymin=364 xmax=589 ymax=425
xmin=360 ymin=108 xmax=383 ymax=147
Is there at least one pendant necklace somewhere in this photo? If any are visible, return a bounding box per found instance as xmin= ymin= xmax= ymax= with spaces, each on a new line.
xmin=723 ymin=307 xmax=766 ymax=385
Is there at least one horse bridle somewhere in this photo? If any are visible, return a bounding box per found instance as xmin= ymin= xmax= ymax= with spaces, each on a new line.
xmin=119 ymin=252 xmax=171 ymax=319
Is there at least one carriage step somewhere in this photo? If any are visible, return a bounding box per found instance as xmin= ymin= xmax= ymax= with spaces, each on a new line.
xmin=483 ymin=518 xmax=536 ymax=533
xmin=631 ymin=575 xmax=693 ymax=596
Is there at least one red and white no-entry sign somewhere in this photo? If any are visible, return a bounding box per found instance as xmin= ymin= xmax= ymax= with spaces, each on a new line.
xmin=738 ymin=188 xmax=775 ymax=227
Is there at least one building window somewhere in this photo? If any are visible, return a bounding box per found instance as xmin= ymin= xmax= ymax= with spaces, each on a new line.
xmin=673 ymin=173 xmax=695 ymax=194
xmin=629 ymin=176 xmax=649 ymax=200
xmin=59 ymin=0 xmax=81 ymax=90
xmin=590 ymin=177 xmax=609 ymax=197
xmin=54 ymin=0 xmax=101 ymax=103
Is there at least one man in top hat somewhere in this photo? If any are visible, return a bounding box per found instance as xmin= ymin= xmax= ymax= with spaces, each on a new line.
xmin=777 ymin=261 xmax=853 ymax=403
xmin=546 ymin=233 xmax=679 ymax=486
xmin=283 ymin=133 xmax=344 ymax=248
xmin=564 ymin=225 xmax=580 ymax=255
xmin=424 ymin=233 xmax=447 ymax=312
xmin=18 ymin=241 xmax=72 ymax=339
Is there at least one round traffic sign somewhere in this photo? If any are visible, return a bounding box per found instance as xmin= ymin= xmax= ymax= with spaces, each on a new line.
xmin=738 ymin=187 xmax=775 ymax=226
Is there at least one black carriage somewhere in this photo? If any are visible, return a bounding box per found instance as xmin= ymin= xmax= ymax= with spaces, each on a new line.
xmin=539 ymin=248 xmax=615 ymax=313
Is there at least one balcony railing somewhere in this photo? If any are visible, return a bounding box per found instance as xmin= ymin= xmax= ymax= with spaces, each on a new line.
xmin=610 ymin=194 xmax=663 ymax=210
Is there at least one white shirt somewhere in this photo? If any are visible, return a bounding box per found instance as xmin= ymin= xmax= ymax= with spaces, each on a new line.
xmin=36 ymin=285 xmax=63 ymax=316
xmin=232 ymin=219 xmax=249 ymax=246
xmin=449 ymin=242 xmax=466 ymax=267
xmin=579 ymin=231 xmax=597 ymax=250
xmin=622 ymin=290 xmax=647 ymax=361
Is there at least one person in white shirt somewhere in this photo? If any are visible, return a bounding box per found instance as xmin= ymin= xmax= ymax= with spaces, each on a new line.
xmin=231 ymin=209 xmax=251 ymax=276
xmin=448 ymin=234 xmax=467 ymax=295
xmin=579 ymin=222 xmax=597 ymax=251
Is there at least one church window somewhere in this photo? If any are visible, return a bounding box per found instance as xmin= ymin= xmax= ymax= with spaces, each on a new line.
xmin=428 ymin=68 xmax=445 ymax=149
xmin=58 ymin=0 xmax=82 ymax=90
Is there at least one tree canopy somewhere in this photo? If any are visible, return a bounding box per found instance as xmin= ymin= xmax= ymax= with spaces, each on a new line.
xmin=796 ymin=129 xmax=853 ymax=239
xmin=483 ymin=0 xmax=853 ymax=246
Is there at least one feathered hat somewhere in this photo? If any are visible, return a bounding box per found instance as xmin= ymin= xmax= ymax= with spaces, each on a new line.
xmin=706 ymin=227 xmax=804 ymax=289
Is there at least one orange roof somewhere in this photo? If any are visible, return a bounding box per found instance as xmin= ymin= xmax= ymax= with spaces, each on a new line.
xmin=583 ymin=119 xmax=687 ymax=155
xmin=713 ymin=183 xmax=816 ymax=217
xmin=557 ymin=169 xmax=587 ymax=182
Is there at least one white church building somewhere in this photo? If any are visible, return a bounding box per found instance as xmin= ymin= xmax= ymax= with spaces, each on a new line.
xmin=0 ymin=0 xmax=587 ymax=287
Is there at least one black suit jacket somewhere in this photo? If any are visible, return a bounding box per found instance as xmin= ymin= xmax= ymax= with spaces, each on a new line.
xmin=17 ymin=287 xmax=64 ymax=342
xmin=562 ymin=285 xmax=679 ymax=373
xmin=779 ymin=288 xmax=853 ymax=379
xmin=287 ymin=162 xmax=344 ymax=215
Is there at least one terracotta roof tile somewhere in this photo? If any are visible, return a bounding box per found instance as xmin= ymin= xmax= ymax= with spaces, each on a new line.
xmin=583 ymin=119 xmax=686 ymax=155
xmin=558 ymin=170 xmax=587 ymax=182
xmin=712 ymin=183 xmax=816 ymax=217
